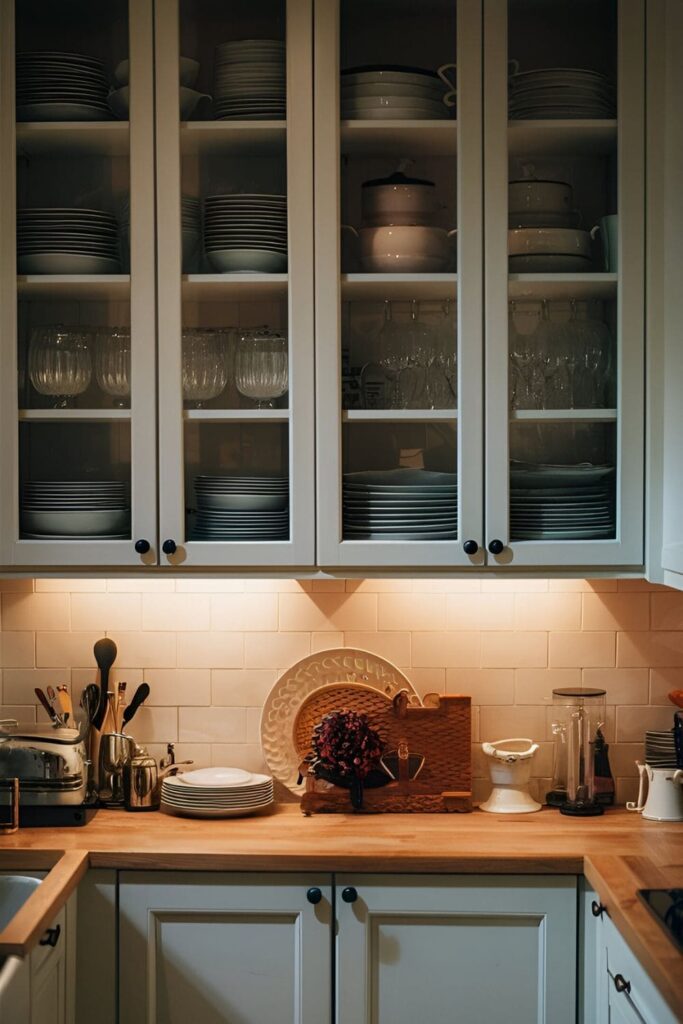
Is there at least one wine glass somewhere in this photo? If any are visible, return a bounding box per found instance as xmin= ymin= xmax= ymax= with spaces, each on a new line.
xmin=182 ymin=328 xmax=228 ymax=407
xmin=95 ymin=327 xmax=131 ymax=407
xmin=28 ymin=325 xmax=92 ymax=408
xmin=234 ymin=328 xmax=288 ymax=409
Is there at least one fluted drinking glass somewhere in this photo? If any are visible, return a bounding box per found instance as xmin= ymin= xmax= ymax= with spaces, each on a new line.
xmin=95 ymin=327 xmax=131 ymax=407
xmin=234 ymin=328 xmax=288 ymax=409
xmin=28 ymin=325 xmax=92 ymax=408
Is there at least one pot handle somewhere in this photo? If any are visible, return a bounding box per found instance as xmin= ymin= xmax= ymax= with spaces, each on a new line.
xmin=673 ymin=770 xmax=683 ymax=787
xmin=590 ymin=224 xmax=601 ymax=240
xmin=508 ymin=58 xmax=520 ymax=77
xmin=626 ymin=761 xmax=647 ymax=811
xmin=437 ymin=63 xmax=457 ymax=108
xmin=341 ymin=224 xmax=359 ymax=238
xmin=447 ymin=228 xmax=458 ymax=238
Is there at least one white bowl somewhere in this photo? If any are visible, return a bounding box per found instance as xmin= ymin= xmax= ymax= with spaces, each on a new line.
xmin=360 ymin=253 xmax=450 ymax=273
xmin=21 ymin=509 xmax=130 ymax=536
xmin=358 ymin=224 xmax=454 ymax=263
xmin=341 ymin=105 xmax=448 ymax=121
xmin=205 ymin=248 xmax=287 ymax=273
xmin=115 ymin=56 xmax=199 ymax=88
xmin=508 ymin=253 xmax=593 ymax=272
xmin=108 ymin=85 xmax=210 ymax=120
xmin=508 ymin=211 xmax=577 ymax=229
xmin=508 ymin=179 xmax=572 ymax=215
xmin=508 ymin=227 xmax=591 ymax=257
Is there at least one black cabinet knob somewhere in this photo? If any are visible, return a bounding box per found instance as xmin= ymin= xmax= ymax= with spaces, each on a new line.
xmin=306 ymin=887 xmax=322 ymax=905
xmin=39 ymin=924 xmax=61 ymax=948
xmin=591 ymin=900 xmax=606 ymax=918
xmin=162 ymin=539 xmax=177 ymax=556
xmin=488 ymin=539 xmax=504 ymax=555
xmin=134 ymin=539 xmax=151 ymax=555
xmin=463 ymin=540 xmax=479 ymax=556
xmin=613 ymin=974 xmax=631 ymax=995
xmin=341 ymin=886 xmax=358 ymax=904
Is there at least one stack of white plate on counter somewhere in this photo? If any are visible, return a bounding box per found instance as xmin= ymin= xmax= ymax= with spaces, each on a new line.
xmin=343 ymin=468 xmax=458 ymax=540
xmin=21 ymin=480 xmax=130 ymax=539
xmin=161 ymin=768 xmax=274 ymax=818
xmin=341 ymin=65 xmax=450 ymax=120
xmin=213 ymin=39 xmax=285 ymax=120
xmin=509 ymin=462 xmax=616 ymax=541
xmin=17 ymin=208 xmax=121 ymax=275
xmin=508 ymin=67 xmax=616 ymax=119
xmin=192 ymin=475 xmax=289 ymax=541
xmin=203 ymin=193 xmax=287 ymax=273
xmin=16 ymin=51 xmax=112 ymax=122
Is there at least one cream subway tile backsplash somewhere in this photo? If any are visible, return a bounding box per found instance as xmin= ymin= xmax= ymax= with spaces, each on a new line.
xmin=0 ymin=576 xmax=680 ymax=804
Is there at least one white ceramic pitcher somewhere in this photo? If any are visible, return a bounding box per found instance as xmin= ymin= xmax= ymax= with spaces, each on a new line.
xmin=626 ymin=762 xmax=683 ymax=821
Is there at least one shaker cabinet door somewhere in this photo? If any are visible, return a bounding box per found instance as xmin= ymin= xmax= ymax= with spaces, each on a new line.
xmin=119 ymin=872 xmax=332 ymax=1024
xmin=335 ymin=874 xmax=577 ymax=1024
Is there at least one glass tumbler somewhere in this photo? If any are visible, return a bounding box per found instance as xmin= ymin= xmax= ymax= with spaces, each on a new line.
xmin=182 ymin=328 xmax=228 ymax=407
xmin=28 ymin=325 xmax=92 ymax=408
xmin=95 ymin=327 xmax=131 ymax=407
xmin=235 ymin=328 xmax=288 ymax=408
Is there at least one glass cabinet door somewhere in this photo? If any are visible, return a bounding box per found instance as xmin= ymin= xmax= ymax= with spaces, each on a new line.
xmin=314 ymin=0 xmax=485 ymax=569
xmin=483 ymin=0 xmax=644 ymax=568
xmin=154 ymin=0 xmax=315 ymax=568
xmin=0 ymin=0 xmax=157 ymax=567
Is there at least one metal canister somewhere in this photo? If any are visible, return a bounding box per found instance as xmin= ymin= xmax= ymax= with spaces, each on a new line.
xmin=123 ymin=746 xmax=160 ymax=811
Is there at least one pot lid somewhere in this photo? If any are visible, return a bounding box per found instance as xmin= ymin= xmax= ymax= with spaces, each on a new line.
xmin=363 ymin=171 xmax=435 ymax=189
xmin=509 ymin=178 xmax=571 ymax=187
xmin=342 ymin=64 xmax=439 ymax=78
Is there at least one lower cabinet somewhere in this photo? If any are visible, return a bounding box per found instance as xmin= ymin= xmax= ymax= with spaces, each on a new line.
xmin=119 ymin=872 xmax=577 ymax=1024
xmin=0 ymin=900 xmax=71 ymax=1024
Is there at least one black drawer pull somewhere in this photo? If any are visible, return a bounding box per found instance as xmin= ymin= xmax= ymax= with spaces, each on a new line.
xmin=591 ymin=900 xmax=606 ymax=918
xmin=39 ymin=924 xmax=61 ymax=948
xmin=306 ymin=887 xmax=322 ymax=905
xmin=613 ymin=973 xmax=631 ymax=995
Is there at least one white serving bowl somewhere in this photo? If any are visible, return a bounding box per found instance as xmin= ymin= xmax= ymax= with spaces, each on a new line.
xmin=508 ymin=227 xmax=591 ymax=257
xmin=22 ymin=509 xmax=129 ymax=536
xmin=508 ymin=210 xmax=577 ymax=229
xmin=361 ymin=173 xmax=438 ymax=227
xmin=115 ymin=56 xmax=199 ymax=88
xmin=508 ymin=178 xmax=573 ymax=215
xmin=205 ymin=248 xmax=287 ymax=273
xmin=108 ymin=85 xmax=210 ymax=120
xmin=358 ymin=224 xmax=454 ymax=264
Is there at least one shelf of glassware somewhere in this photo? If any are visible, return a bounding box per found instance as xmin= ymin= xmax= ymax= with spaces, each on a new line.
xmin=507 ymin=119 xmax=617 ymax=157
xmin=182 ymin=274 xmax=288 ymax=301
xmin=17 ymin=275 xmax=130 ymax=300
xmin=508 ymin=274 xmax=617 ymax=300
xmin=16 ymin=121 xmax=130 ymax=157
xmin=341 ymin=273 xmax=457 ymax=301
xmin=180 ymin=121 xmax=286 ymax=156
xmin=340 ymin=119 xmax=457 ymax=156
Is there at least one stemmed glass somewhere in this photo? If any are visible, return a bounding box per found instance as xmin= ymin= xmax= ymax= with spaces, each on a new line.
xmin=28 ymin=325 xmax=92 ymax=408
xmin=182 ymin=328 xmax=228 ymax=407
xmin=95 ymin=327 xmax=131 ymax=407
xmin=234 ymin=327 xmax=288 ymax=409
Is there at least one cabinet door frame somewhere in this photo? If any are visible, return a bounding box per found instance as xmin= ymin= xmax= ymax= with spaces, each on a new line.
xmin=0 ymin=0 xmax=158 ymax=568
xmin=153 ymin=0 xmax=316 ymax=569
xmin=313 ymin=0 xmax=486 ymax=569
xmin=483 ymin=0 xmax=646 ymax=569
xmin=335 ymin=872 xmax=577 ymax=1024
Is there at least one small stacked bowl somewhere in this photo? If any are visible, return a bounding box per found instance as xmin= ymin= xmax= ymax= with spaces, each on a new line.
xmin=109 ymin=55 xmax=207 ymax=120
xmin=508 ymin=178 xmax=592 ymax=272
xmin=341 ymin=65 xmax=450 ymax=120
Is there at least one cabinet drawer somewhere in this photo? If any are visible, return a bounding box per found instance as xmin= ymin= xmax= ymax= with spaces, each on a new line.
xmin=603 ymin=915 xmax=678 ymax=1024
xmin=30 ymin=906 xmax=66 ymax=977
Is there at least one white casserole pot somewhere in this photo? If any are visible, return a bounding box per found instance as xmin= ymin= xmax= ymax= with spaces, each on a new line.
xmin=509 ymin=178 xmax=573 ymax=215
xmin=361 ymin=171 xmax=438 ymax=227
xmin=480 ymin=737 xmax=541 ymax=814
xmin=508 ymin=227 xmax=591 ymax=257
xmin=345 ymin=224 xmax=456 ymax=272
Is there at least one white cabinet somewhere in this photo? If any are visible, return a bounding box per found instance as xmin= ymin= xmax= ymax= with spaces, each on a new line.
xmin=118 ymin=871 xmax=332 ymax=1024
xmin=335 ymin=873 xmax=577 ymax=1024
xmin=30 ymin=905 xmax=67 ymax=1024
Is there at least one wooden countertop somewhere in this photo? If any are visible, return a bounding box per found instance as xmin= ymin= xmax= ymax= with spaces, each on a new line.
xmin=1 ymin=806 xmax=682 ymax=1016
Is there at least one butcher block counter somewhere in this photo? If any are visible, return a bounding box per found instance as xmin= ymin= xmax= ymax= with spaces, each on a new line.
xmin=1 ymin=806 xmax=682 ymax=1017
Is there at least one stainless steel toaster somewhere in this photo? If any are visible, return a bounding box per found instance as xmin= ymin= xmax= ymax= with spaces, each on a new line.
xmin=0 ymin=722 xmax=88 ymax=806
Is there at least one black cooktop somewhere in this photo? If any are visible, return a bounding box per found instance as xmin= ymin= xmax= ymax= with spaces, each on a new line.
xmin=638 ymin=889 xmax=683 ymax=952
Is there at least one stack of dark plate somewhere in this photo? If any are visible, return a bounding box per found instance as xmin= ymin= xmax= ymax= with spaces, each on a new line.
xmin=203 ymin=193 xmax=287 ymax=273
xmin=343 ymin=469 xmax=458 ymax=540
xmin=21 ymin=480 xmax=130 ymax=539
xmin=510 ymin=462 xmax=616 ymax=540
xmin=508 ymin=67 xmax=616 ymax=119
xmin=192 ymin=475 xmax=288 ymax=541
xmin=644 ymin=730 xmax=679 ymax=769
xmin=16 ymin=51 xmax=112 ymax=122
xmin=17 ymin=208 xmax=121 ymax=275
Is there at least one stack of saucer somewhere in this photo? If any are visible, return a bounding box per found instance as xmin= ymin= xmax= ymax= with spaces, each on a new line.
xmin=161 ymin=767 xmax=274 ymax=818
xmin=645 ymin=730 xmax=678 ymax=768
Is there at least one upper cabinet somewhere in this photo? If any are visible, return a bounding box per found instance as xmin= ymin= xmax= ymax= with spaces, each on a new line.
xmin=0 ymin=0 xmax=649 ymax=574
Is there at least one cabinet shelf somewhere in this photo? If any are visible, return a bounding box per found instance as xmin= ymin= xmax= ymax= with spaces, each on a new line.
xmin=16 ymin=121 xmax=129 ymax=157
xmin=180 ymin=121 xmax=286 ymax=156
xmin=343 ymin=409 xmax=457 ymax=422
xmin=341 ymin=273 xmax=457 ymax=301
xmin=182 ymin=274 xmax=288 ymax=300
xmin=507 ymin=119 xmax=617 ymax=157
xmin=19 ymin=409 xmax=131 ymax=421
xmin=340 ymin=119 xmax=457 ymax=156
xmin=510 ymin=409 xmax=617 ymax=423
xmin=17 ymin=275 xmax=130 ymax=300
xmin=508 ymin=274 xmax=617 ymax=300
xmin=183 ymin=409 xmax=289 ymax=423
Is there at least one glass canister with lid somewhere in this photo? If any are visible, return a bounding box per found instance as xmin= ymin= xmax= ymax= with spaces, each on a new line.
xmin=547 ymin=687 xmax=607 ymax=816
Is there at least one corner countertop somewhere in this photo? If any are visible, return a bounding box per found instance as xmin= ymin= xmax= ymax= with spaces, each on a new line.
xmin=1 ymin=806 xmax=682 ymax=1016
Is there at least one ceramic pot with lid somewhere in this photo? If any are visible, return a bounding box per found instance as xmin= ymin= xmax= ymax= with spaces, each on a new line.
xmin=361 ymin=171 xmax=439 ymax=227
xmin=480 ymin=737 xmax=541 ymax=813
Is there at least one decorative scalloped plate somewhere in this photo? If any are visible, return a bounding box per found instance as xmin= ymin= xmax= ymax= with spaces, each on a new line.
xmin=260 ymin=647 xmax=418 ymax=794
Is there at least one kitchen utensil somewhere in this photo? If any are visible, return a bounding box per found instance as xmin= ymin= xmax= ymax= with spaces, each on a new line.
xmin=480 ymin=738 xmax=541 ymax=813
xmin=123 ymin=744 xmax=193 ymax=811
xmin=593 ymin=727 xmax=615 ymax=805
xmin=122 ymin=683 xmax=150 ymax=728
xmin=116 ymin=681 xmax=127 ymax=733
xmin=81 ymin=683 xmax=100 ymax=726
xmin=56 ymin=685 xmax=72 ymax=725
xmin=627 ymin=762 xmax=683 ymax=821
xmin=590 ymin=215 xmax=618 ymax=271
xmin=548 ymin=687 xmax=606 ymax=814
xmin=98 ymin=731 xmax=135 ymax=806
xmin=35 ymin=687 xmax=61 ymax=726
xmin=93 ymin=637 xmax=117 ymax=730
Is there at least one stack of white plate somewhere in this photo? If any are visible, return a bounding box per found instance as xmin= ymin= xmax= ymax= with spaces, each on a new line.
xmin=17 ymin=208 xmax=121 ymax=275
xmin=21 ymin=480 xmax=130 ymax=539
xmin=203 ymin=194 xmax=287 ymax=273
xmin=192 ymin=475 xmax=289 ymax=541
xmin=644 ymin=731 xmax=678 ymax=768
xmin=213 ymin=39 xmax=285 ymax=120
xmin=343 ymin=468 xmax=458 ymax=540
xmin=509 ymin=68 xmax=616 ymax=119
xmin=510 ymin=462 xmax=616 ymax=540
xmin=161 ymin=768 xmax=274 ymax=818
xmin=341 ymin=65 xmax=449 ymax=120
xmin=16 ymin=51 xmax=112 ymax=122
xmin=121 ymin=195 xmax=199 ymax=272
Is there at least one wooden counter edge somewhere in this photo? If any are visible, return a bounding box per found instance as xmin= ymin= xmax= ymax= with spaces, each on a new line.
xmin=0 ymin=849 xmax=88 ymax=956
